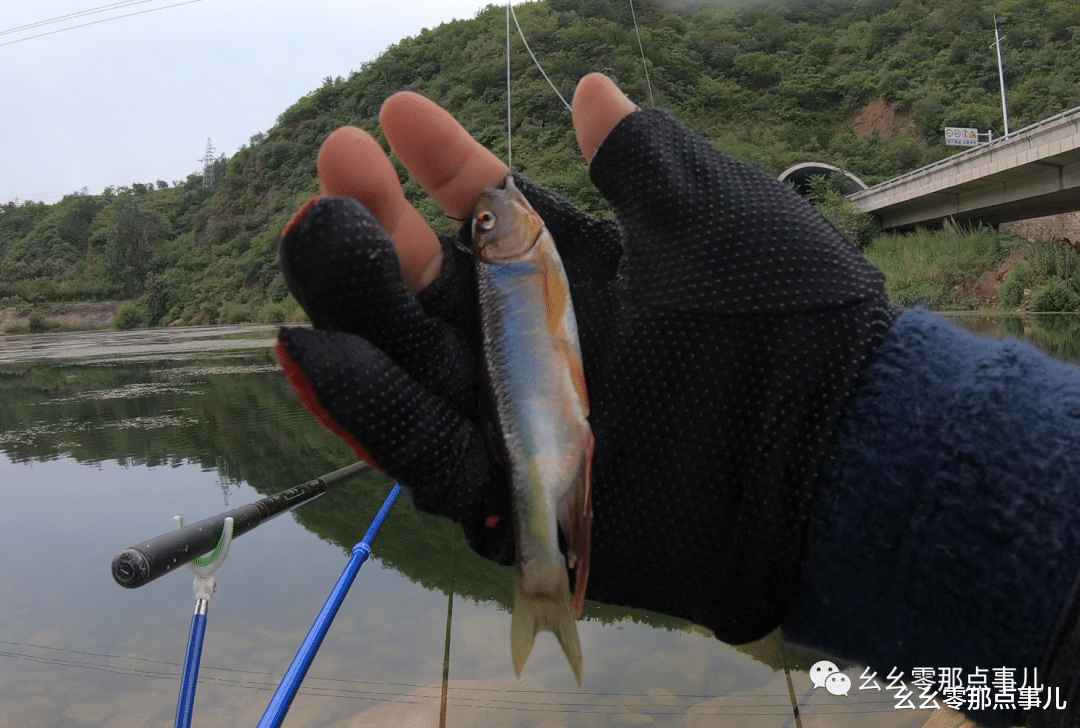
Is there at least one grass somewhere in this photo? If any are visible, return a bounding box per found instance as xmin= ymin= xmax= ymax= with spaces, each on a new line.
xmin=862 ymin=220 xmax=1016 ymax=309
xmin=4 ymin=315 xmax=89 ymax=335
xmin=864 ymin=223 xmax=1080 ymax=312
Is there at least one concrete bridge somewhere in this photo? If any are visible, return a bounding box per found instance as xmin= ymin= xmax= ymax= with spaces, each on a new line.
xmin=848 ymin=106 xmax=1080 ymax=231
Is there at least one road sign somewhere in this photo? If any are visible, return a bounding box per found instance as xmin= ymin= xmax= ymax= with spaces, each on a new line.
xmin=944 ymin=127 xmax=979 ymax=146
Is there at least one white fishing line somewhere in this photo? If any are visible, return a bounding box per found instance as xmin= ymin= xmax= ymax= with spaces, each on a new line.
xmin=508 ymin=3 xmax=573 ymax=113
xmin=629 ymin=0 xmax=654 ymax=106
xmin=503 ymin=0 xmax=655 ymax=167
xmin=506 ymin=0 xmax=513 ymax=169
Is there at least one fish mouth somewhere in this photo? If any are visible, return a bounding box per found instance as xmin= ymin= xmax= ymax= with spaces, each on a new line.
xmin=497 ymin=175 xmax=529 ymax=200
xmin=471 ymin=174 xmax=547 ymax=262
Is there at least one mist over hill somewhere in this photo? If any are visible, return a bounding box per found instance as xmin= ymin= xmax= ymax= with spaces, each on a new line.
xmin=2 ymin=0 xmax=1078 ymax=325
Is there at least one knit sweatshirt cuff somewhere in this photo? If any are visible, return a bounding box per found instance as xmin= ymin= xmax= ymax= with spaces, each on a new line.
xmin=783 ymin=307 xmax=1080 ymax=728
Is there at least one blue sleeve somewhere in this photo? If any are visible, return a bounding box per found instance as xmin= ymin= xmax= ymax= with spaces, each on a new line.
xmin=783 ymin=307 xmax=1080 ymax=728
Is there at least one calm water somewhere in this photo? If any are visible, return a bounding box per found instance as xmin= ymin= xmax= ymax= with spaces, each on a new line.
xmin=2 ymin=315 xmax=1076 ymax=728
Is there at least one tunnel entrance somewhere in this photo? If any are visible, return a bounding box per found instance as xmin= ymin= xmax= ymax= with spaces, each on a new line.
xmin=778 ymin=162 xmax=869 ymax=198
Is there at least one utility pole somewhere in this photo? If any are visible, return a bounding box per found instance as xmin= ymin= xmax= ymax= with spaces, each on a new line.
xmin=992 ymin=15 xmax=1011 ymax=136
xmin=199 ymin=138 xmax=216 ymax=189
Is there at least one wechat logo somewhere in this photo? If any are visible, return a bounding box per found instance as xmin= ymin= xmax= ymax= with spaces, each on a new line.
xmin=810 ymin=660 xmax=850 ymax=696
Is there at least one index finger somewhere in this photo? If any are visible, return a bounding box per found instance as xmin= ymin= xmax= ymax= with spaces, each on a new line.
xmin=317 ymin=126 xmax=443 ymax=293
xmin=380 ymin=92 xmax=509 ymax=221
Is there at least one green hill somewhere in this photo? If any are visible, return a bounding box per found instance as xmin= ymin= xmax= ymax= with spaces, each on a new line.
xmin=2 ymin=0 xmax=1079 ymax=326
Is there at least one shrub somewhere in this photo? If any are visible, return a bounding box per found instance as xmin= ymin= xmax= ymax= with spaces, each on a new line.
xmin=193 ymin=303 xmax=218 ymax=325
xmin=113 ymin=302 xmax=147 ymax=329
xmin=1029 ymin=239 xmax=1080 ymax=282
xmin=282 ymin=296 xmax=308 ymax=323
xmin=804 ymin=174 xmax=878 ymax=250
xmin=219 ymin=302 xmax=254 ymax=324
xmin=258 ymin=301 xmax=287 ymax=323
xmin=813 ymin=190 xmax=879 ymax=250
xmin=1031 ymin=280 xmax=1080 ymax=313
xmin=998 ymin=264 xmax=1030 ymax=308
xmin=140 ymin=269 xmax=185 ymax=327
xmin=27 ymin=311 xmax=58 ymax=333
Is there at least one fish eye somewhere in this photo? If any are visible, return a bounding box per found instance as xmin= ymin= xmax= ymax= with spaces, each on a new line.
xmin=476 ymin=211 xmax=496 ymax=231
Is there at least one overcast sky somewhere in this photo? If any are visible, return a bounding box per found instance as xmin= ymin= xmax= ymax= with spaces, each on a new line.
xmin=1 ymin=0 xmax=512 ymax=204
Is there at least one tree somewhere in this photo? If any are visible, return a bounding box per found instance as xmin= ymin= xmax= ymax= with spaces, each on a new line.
xmin=90 ymin=193 xmax=165 ymax=297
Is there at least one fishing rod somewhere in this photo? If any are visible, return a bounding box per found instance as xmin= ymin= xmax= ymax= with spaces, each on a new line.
xmin=258 ymin=483 xmax=403 ymax=728
xmin=111 ymin=461 xmax=372 ymax=589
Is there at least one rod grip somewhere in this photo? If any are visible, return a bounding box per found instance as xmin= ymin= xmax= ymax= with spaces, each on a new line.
xmin=112 ymin=506 xmax=263 ymax=589
xmin=111 ymin=462 xmax=371 ymax=589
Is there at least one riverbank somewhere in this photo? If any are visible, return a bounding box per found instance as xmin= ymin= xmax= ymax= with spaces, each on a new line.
xmin=3 ymin=230 xmax=1078 ymax=336
xmin=0 ymin=301 xmax=122 ymax=334
xmin=0 ymin=298 xmax=306 ymax=335
xmin=862 ymin=224 xmax=1080 ymax=312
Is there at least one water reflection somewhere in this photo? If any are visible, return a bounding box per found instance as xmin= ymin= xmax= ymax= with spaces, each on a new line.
xmin=943 ymin=312 xmax=1080 ymax=363
xmin=4 ymin=317 xmax=1071 ymax=726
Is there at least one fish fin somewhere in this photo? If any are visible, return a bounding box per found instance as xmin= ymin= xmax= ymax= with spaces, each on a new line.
xmin=557 ymin=338 xmax=590 ymax=416
xmin=512 ymin=567 xmax=583 ymax=685
xmin=540 ymin=247 xmax=569 ymax=340
xmin=572 ymin=433 xmax=594 ymax=617
xmin=558 ymin=433 xmax=593 ymax=619
xmin=539 ymin=238 xmax=590 ymax=415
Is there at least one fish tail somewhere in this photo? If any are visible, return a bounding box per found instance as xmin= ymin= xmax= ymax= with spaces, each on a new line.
xmin=511 ymin=568 xmax=583 ymax=685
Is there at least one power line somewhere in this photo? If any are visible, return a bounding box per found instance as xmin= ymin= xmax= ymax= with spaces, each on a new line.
xmin=0 ymin=0 xmax=205 ymax=48
xmin=0 ymin=0 xmax=156 ymax=37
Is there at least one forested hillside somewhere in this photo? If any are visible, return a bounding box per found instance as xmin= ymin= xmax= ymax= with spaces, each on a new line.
xmin=2 ymin=0 xmax=1078 ymax=327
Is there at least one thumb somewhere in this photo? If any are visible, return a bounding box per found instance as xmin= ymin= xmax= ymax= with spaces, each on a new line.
xmin=572 ymin=73 xmax=639 ymax=166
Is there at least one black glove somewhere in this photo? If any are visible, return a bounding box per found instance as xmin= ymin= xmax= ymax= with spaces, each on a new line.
xmin=277 ymin=108 xmax=897 ymax=644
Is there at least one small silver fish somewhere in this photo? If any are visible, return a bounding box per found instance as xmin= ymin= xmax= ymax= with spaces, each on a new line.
xmin=472 ymin=175 xmax=594 ymax=684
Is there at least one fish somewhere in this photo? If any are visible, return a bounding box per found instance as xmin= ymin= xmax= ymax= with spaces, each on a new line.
xmin=471 ymin=175 xmax=594 ymax=685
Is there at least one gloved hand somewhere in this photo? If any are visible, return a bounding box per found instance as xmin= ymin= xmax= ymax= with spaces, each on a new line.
xmin=276 ymin=73 xmax=897 ymax=644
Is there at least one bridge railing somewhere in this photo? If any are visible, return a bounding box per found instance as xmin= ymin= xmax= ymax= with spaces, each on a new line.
xmin=850 ymin=104 xmax=1080 ymax=197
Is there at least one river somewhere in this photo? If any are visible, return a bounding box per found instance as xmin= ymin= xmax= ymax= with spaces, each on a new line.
xmin=1 ymin=315 xmax=1075 ymax=727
